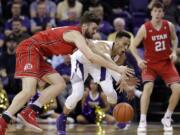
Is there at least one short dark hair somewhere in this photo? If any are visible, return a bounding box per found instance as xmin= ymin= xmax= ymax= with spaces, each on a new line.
xmin=80 ymin=11 xmax=101 ymax=25
xmin=151 ymin=1 xmax=164 ymax=11
xmin=12 ymin=17 xmax=22 ymax=23
xmin=116 ymin=31 xmax=131 ymax=39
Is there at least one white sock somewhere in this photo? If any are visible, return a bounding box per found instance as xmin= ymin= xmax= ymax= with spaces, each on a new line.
xmin=164 ymin=110 xmax=173 ymax=119
xmin=140 ymin=114 xmax=146 ymax=123
xmin=134 ymin=89 xmax=142 ymax=98
xmin=33 ymin=100 xmax=43 ymax=108
xmin=4 ymin=111 xmax=13 ymax=118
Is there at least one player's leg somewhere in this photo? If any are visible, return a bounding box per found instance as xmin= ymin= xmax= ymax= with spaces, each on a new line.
xmin=17 ymin=73 xmax=66 ymax=132
xmin=161 ymin=62 xmax=180 ymax=131
xmin=138 ymin=67 xmax=156 ymax=132
xmin=99 ymin=79 xmax=118 ymax=104
xmin=35 ymin=73 xmax=66 ymax=107
xmin=0 ymin=41 xmax=41 ymax=134
xmin=56 ymin=80 xmax=84 ymax=134
xmin=161 ymin=83 xmax=180 ymax=132
xmin=56 ymin=59 xmax=87 ymax=134
xmin=5 ymin=77 xmax=37 ymax=115
xmin=0 ymin=77 xmax=38 ymax=134
xmin=91 ymin=67 xmax=117 ymax=104
xmin=138 ymin=82 xmax=154 ymax=132
xmin=76 ymin=115 xmax=89 ymax=124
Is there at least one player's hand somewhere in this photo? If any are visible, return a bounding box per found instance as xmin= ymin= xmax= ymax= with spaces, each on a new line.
xmin=169 ymin=52 xmax=177 ymax=63
xmin=127 ymin=90 xmax=135 ymax=101
xmin=117 ymin=66 xmax=135 ymax=77
xmin=116 ymin=76 xmax=139 ymax=93
xmin=137 ymin=59 xmax=147 ymax=69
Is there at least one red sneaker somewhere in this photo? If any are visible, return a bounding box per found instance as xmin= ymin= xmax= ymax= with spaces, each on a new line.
xmin=17 ymin=107 xmax=43 ymax=133
xmin=0 ymin=116 xmax=7 ymax=135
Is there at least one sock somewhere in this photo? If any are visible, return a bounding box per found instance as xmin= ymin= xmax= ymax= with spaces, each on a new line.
xmin=29 ymin=104 xmax=42 ymax=114
xmin=134 ymin=89 xmax=142 ymax=98
xmin=2 ymin=111 xmax=12 ymax=123
xmin=140 ymin=114 xmax=146 ymax=122
xmin=164 ymin=110 xmax=173 ymax=119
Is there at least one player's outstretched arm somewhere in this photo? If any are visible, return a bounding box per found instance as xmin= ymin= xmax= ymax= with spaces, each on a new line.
xmin=129 ymin=25 xmax=147 ymax=69
xmin=63 ymin=30 xmax=134 ymax=76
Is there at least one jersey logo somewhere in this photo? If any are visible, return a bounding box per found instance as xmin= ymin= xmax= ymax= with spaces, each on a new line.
xmin=24 ymin=63 xmax=33 ymax=71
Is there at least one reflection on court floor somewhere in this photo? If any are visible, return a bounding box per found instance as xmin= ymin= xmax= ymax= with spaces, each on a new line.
xmin=6 ymin=123 xmax=180 ymax=135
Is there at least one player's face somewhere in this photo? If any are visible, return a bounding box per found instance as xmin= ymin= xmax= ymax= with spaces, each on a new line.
xmin=84 ymin=22 xmax=99 ymax=39
xmin=151 ymin=7 xmax=164 ymax=22
xmin=114 ymin=37 xmax=130 ymax=55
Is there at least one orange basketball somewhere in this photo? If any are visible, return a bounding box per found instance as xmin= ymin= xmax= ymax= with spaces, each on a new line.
xmin=113 ymin=103 xmax=134 ymax=122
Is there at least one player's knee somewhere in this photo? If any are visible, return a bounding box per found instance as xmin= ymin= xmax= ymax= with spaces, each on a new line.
xmin=73 ymin=92 xmax=84 ymax=101
xmin=170 ymin=83 xmax=180 ymax=94
xmin=106 ymin=91 xmax=117 ymax=104
xmin=143 ymin=82 xmax=153 ymax=95
xmin=65 ymin=93 xmax=83 ymax=110
xmin=55 ymin=80 xmax=66 ymax=91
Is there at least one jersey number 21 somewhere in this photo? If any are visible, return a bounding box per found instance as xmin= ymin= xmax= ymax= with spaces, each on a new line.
xmin=155 ymin=41 xmax=166 ymax=52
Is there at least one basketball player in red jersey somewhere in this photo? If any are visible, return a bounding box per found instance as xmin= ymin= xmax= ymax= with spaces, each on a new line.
xmin=0 ymin=11 xmax=133 ymax=134
xmin=130 ymin=2 xmax=180 ymax=132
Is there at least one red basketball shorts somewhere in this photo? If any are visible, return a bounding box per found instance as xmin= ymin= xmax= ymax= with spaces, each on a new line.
xmin=142 ymin=59 xmax=180 ymax=85
xmin=15 ymin=39 xmax=56 ymax=79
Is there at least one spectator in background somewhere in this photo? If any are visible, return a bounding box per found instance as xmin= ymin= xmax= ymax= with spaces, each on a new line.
xmin=8 ymin=18 xmax=30 ymax=43
xmin=55 ymin=55 xmax=72 ymax=109
xmin=76 ymin=78 xmax=115 ymax=124
xmin=56 ymin=0 xmax=83 ymax=21
xmin=103 ymin=0 xmax=129 ymax=14
xmin=89 ymin=5 xmax=113 ymax=37
xmin=108 ymin=18 xmax=125 ymax=41
xmin=31 ymin=2 xmax=56 ymax=34
xmin=0 ymin=0 xmax=4 ymax=31
xmin=4 ymin=2 xmax=30 ymax=36
xmin=80 ymin=0 xmax=113 ymax=22
xmin=30 ymin=0 xmax=56 ymax=18
xmin=175 ymin=1 xmax=180 ymax=31
xmin=162 ymin=0 xmax=177 ymax=23
xmin=0 ymin=33 xmax=5 ymax=53
xmin=1 ymin=35 xmax=21 ymax=96
xmin=6 ymin=0 xmax=29 ymax=18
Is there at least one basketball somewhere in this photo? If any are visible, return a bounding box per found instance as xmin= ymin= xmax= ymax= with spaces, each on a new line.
xmin=113 ymin=103 xmax=134 ymax=122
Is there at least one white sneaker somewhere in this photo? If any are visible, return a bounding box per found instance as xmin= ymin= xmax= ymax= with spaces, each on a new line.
xmin=161 ymin=117 xmax=173 ymax=132
xmin=137 ymin=121 xmax=147 ymax=132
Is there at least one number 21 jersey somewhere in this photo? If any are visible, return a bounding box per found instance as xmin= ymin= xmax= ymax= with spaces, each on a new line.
xmin=143 ymin=20 xmax=171 ymax=63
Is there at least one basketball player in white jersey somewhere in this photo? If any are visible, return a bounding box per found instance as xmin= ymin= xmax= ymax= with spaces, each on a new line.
xmin=56 ymin=31 xmax=137 ymax=134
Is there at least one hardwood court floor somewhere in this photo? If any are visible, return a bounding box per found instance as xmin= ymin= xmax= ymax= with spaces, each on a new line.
xmin=6 ymin=123 xmax=180 ymax=135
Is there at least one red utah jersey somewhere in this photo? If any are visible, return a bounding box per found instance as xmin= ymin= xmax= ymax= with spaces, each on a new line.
xmin=143 ymin=20 xmax=172 ymax=63
xmin=31 ymin=26 xmax=81 ymax=56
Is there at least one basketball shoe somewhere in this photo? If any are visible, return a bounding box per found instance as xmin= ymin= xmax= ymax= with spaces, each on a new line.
xmin=17 ymin=107 xmax=43 ymax=133
xmin=161 ymin=117 xmax=173 ymax=132
xmin=56 ymin=113 xmax=67 ymax=135
xmin=137 ymin=121 xmax=147 ymax=132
